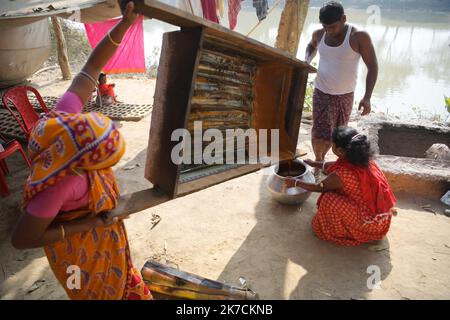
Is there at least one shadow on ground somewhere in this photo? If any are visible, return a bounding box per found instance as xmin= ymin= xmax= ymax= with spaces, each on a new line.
xmin=217 ymin=179 xmax=393 ymax=299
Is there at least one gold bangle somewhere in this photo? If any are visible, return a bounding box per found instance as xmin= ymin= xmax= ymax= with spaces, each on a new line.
xmin=78 ymin=71 xmax=98 ymax=88
xmin=107 ymin=31 xmax=121 ymax=46
xmin=60 ymin=223 xmax=66 ymax=239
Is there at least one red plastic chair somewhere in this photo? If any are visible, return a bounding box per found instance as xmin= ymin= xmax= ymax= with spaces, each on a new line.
xmin=0 ymin=132 xmax=31 ymax=197
xmin=1 ymin=86 xmax=49 ymax=139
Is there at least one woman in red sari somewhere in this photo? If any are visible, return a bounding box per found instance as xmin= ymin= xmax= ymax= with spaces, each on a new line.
xmin=98 ymin=73 xmax=119 ymax=105
xmin=286 ymin=127 xmax=396 ymax=246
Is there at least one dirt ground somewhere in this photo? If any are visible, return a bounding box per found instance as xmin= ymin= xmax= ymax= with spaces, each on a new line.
xmin=1 ymin=76 xmax=449 ymax=300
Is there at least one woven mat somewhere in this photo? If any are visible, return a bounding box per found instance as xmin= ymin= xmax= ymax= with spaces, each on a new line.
xmin=0 ymin=95 xmax=152 ymax=141
xmin=0 ymin=109 xmax=27 ymax=141
xmin=28 ymin=95 xmax=153 ymax=121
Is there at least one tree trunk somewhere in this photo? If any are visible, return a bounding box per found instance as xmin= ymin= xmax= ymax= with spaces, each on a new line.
xmin=275 ymin=0 xmax=310 ymax=57
xmin=50 ymin=16 xmax=72 ymax=80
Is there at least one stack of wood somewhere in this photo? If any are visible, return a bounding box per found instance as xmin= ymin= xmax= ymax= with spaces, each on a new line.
xmin=141 ymin=260 xmax=259 ymax=300
xmin=181 ymin=40 xmax=258 ymax=174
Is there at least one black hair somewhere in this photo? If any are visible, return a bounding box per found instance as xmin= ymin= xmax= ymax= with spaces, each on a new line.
xmin=319 ymin=1 xmax=344 ymax=25
xmin=332 ymin=127 xmax=373 ymax=167
xmin=98 ymin=72 xmax=106 ymax=82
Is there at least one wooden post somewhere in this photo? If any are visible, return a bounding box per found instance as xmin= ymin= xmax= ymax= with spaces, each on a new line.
xmin=275 ymin=0 xmax=310 ymax=56
xmin=50 ymin=16 xmax=72 ymax=80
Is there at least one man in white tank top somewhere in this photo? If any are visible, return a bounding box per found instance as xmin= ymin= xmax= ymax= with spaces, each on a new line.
xmin=304 ymin=1 xmax=378 ymax=166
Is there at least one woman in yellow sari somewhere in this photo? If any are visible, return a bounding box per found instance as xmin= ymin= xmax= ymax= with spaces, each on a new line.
xmin=12 ymin=1 xmax=152 ymax=300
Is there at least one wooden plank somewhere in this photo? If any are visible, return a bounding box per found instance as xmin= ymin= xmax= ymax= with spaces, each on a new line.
xmin=106 ymin=187 xmax=170 ymax=219
xmin=134 ymin=0 xmax=316 ymax=72
xmin=284 ymin=67 xmax=309 ymax=152
xmin=176 ymin=164 xmax=263 ymax=197
xmin=203 ymin=29 xmax=315 ymax=72
xmin=144 ymin=28 xmax=203 ymax=198
xmin=252 ymin=61 xmax=296 ymax=160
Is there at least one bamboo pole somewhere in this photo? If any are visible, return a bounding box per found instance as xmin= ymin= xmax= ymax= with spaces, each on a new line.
xmin=246 ymin=0 xmax=283 ymax=37
xmin=185 ymin=0 xmax=194 ymax=15
xmin=50 ymin=16 xmax=72 ymax=80
xmin=275 ymin=0 xmax=310 ymax=56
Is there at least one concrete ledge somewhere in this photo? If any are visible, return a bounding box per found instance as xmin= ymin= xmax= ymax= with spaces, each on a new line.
xmin=377 ymin=155 xmax=450 ymax=198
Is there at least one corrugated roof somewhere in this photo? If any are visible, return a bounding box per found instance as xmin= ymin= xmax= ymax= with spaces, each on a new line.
xmin=0 ymin=0 xmax=107 ymax=19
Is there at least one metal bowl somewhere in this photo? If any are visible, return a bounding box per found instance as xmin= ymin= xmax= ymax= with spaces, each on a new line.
xmin=266 ymin=159 xmax=315 ymax=205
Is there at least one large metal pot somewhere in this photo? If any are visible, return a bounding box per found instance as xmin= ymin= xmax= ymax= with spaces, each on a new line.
xmin=266 ymin=159 xmax=315 ymax=205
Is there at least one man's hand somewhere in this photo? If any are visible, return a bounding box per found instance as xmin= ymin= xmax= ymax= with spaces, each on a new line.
xmin=358 ymin=97 xmax=371 ymax=116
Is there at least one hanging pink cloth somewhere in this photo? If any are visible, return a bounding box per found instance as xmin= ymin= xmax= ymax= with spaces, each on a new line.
xmin=84 ymin=15 xmax=145 ymax=74
xmin=200 ymin=0 xmax=219 ymax=23
xmin=228 ymin=0 xmax=243 ymax=30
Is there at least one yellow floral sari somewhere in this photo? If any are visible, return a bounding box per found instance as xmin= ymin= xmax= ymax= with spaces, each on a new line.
xmin=23 ymin=111 xmax=151 ymax=300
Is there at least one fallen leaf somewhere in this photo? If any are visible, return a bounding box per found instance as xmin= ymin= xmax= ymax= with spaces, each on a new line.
xmin=150 ymin=214 xmax=161 ymax=230
xmin=368 ymin=245 xmax=389 ymax=252
xmin=27 ymin=279 xmax=46 ymax=294
xmin=316 ymin=289 xmax=333 ymax=297
xmin=421 ymin=205 xmax=437 ymax=215
xmin=239 ymin=277 xmax=248 ymax=289
xmin=123 ymin=163 xmax=141 ymax=171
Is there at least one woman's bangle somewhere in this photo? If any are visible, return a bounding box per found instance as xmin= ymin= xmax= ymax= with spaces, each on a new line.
xmin=60 ymin=223 xmax=66 ymax=240
xmin=107 ymin=31 xmax=121 ymax=46
xmin=321 ymin=161 xmax=327 ymax=174
xmin=78 ymin=71 xmax=98 ymax=88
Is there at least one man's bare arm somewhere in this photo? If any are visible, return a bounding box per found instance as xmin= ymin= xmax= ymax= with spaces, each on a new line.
xmin=305 ymin=30 xmax=323 ymax=64
xmin=357 ymin=31 xmax=378 ymax=115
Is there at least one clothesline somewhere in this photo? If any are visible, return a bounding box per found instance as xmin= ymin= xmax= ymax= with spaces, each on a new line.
xmin=187 ymin=0 xmax=271 ymax=31
xmin=246 ymin=0 xmax=282 ymax=36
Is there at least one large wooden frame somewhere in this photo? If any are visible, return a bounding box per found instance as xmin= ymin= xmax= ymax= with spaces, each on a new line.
xmin=109 ymin=0 xmax=315 ymax=217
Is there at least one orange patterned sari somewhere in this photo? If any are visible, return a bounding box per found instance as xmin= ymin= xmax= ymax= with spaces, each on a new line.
xmin=23 ymin=111 xmax=152 ymax=300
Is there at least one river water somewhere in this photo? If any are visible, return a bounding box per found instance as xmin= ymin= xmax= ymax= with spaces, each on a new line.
xmin=144 ymin=2 xmax=450 ymax=120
